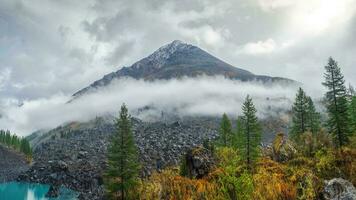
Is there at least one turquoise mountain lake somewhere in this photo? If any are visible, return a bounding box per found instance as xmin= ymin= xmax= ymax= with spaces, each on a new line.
xmin=0 ymin=182 xmax=78 ymax=200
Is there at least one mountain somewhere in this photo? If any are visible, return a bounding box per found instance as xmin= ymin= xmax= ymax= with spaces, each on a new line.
xmin=72 ymin=40 xmax=295 ymax=98
xmin=0 ymin=145 xmax=29 ymax=182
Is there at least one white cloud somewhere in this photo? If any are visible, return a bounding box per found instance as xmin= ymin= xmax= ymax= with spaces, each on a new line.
xmin=288 ymin=0 xmax=356 ymax=37
xmin=0 ymin=77 xmax=298 ymax=136
xmin=258 ymin=0 xmax=295 ymax=11
xmin=0 ymin=68 xmax=11 ymax=91
xmin=238 ymin=38 xmax=296 ymax=55
xmin=1 ymin=0 xmax=356 ymax=132
xmin=240 ymin=38 xmax=277 ymax=55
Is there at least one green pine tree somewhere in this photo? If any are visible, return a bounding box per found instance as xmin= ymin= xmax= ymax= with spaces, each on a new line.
xmin=0 ymin=130 xmax=5 ymax=144
xmin=20 ymin=138 xmax=32 ymax=158
xmin=322 ymin=57 xmax=351 ymax=148
xmin=349 ymin=96 xmax=356 ymax=133
xmin=305 ymin=96 xmax=321 ymax=134
xmin=234 ymin=117 xmax=244 ymax=150
xmin=5 ymin=130 xmax=11 ymax=146
xmin=105 ymin=104 xmax=140 ymax=200
xmin=219 ymin=113 xmax=233 ymax=147
xmin=237 ymin=95 xmax=261 ymax=170
xmin=290 ymin=88 xmax=309 ymax=140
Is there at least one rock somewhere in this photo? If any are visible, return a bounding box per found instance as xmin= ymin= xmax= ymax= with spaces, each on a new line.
xmin=78 ymin=151 xmax=88 ymax=159
xmin=323 ymin=178 xmax=356 ymax=200
xmin=18 ymin=116 xmax=220 ymax=199
xmin=184 ymin=146 xmax=216 ymax=179
xmin=0 ymin=145 xmax=29 ymax=182
xmin=57 ymin=160 xmax=68 ymax=171
xmin=264 ymin=133 xmax=297 ymax=162
xmin=45 ymin=185 xmax=60 ymax=198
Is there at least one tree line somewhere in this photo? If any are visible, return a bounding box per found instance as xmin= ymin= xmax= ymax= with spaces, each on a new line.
xmin=0 ymin=129 xmax=32 ymax=158
xmin=217 ymin=57 xmax=356 ymax=170
xmin=291 ymin=57 xmax=356 ymax=148
xmin=103 ymin=57 xmax=356 ymax=199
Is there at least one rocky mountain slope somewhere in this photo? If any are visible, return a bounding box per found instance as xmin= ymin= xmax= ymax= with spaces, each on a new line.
xmin=22 ymin=116 xmax=220 ymax=199
xmin=21 ymin=113 xmax=289 ymax=199
xmin=0 ymin=145 xmax=29 ymax=182
xmin=72 ymin=40 xmax=295 ymax=99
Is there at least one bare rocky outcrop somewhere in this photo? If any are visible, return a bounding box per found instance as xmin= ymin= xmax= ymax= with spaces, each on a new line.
xmin=323 ymin=178 xmax=356 ymax=200
xmin=183 ymin=146 xmax=216 ymax=179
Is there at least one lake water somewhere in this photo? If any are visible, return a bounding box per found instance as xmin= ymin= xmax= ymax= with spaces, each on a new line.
xmin=0 ymin=182 xmax=78 ymax=200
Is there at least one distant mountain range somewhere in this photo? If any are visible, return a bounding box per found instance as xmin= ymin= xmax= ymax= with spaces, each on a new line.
xmin=72 ymin=40 xmax=295 ymax=99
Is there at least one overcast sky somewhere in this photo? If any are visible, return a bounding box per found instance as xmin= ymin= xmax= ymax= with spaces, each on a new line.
xmin=1 ymin=0 xmax=356 ymax=103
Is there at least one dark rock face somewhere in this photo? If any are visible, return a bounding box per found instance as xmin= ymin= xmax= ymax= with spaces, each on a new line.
xmin=323 ymin=178 xmax=356 ymax=200
xmin=72 ymin=40 xmax=295 ymax=99
xmin=0 ymin=145 xmax=29 ymax=182
xmin=184 ymin=147 xmax=216 ymax=179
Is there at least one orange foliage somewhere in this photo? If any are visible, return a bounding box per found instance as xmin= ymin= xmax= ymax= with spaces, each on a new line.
xmin=138 ymin=169 xmax=224 ymax=200
xmin=253 ymin=158 xmax=296 ymax=200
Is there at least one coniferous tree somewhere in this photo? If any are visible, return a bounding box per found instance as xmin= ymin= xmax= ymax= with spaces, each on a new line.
xmin=5 ymin=130 xmax=11 ymax=146
xmin=322 ymin=57 xmax=351 ymax=148
xmin=105 ymin=104 xmax=140 ymax=200
xmin=0 ymin=130 xmax=5 ymax=143
xmin=305 ymin=96 xmax=321 ymax=134
xmin=20 ymin=138 xmax=32 ymax=157
xmin=237 ymin=95 xmax=261 ymax=170
xmin=349 ymin=96 xmax=356 ymax=133
xmin=348 ymin=84 xmax=355 ymax=97
xmin=219 ymin=113 xmax=233 ymax=147
xmin=290 ymin=88 xmax=309 ymax=140
xmin=233 ymin=117 xmax=244 ymax=150
xmin=0 ymin=130 xmax=31 ymax=157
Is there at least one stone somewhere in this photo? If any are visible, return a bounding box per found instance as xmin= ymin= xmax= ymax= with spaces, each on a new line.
xmin=45 ymin=185 xmax=60 ymax=198
xmin=323 ymin=178 xmax=356 ymax=200
xmin=57 ymin=160 xmax=68 ymax=171
xmin=184 ymin=146 xmax=216 ymax=179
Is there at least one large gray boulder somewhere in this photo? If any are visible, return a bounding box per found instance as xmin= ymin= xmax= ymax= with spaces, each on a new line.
xmin=323 ymin=178 xmax=356 ymax=200
xmin=183 ymin=146 xmax=216 ymax=179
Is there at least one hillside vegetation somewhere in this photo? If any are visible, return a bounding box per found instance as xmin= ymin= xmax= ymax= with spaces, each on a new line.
xmin=105 ymin=57 xmax=356 ymax=199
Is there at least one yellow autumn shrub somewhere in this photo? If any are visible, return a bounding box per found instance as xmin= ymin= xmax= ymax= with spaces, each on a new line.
xmin=253 ymin=158 xmax=296 ymax=200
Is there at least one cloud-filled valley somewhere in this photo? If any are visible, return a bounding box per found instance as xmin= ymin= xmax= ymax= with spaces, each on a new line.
xmin=0 ymin=76 xmax=299 ymax=136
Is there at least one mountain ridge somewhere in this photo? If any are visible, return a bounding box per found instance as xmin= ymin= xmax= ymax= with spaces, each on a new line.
xmin=72 ymin=40 xmax=295 ymax=98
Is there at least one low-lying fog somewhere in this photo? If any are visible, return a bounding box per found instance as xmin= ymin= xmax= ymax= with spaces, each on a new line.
xmin=0 ymin=76 xmax=305 ymax=136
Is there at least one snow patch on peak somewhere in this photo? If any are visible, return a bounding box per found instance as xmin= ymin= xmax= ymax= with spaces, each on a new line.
xmin=145 ymin=40 xmax=192 ymax=68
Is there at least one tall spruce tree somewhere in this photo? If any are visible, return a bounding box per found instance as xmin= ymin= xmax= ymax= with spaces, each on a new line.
xmin=322 ymin=57 xmax=351 ymax=148
xmin=105 ymin=104 xmax=140 ymax=200
xmin=290 ymin=88 xmax=309 ymax=140
xmin=219 ymin=113 xmax=233 ymax=147
xmin=233 ymin=117 xmax=244 ymax=150
xmin=305 ymin=96 xmax=321 ymax=134
xmin=20 ymin=138 xmax=32 ymax=157
xmin=291 ymin=88 xmax=322 ymax=140
xmin=237 ymin=95 xmax=261 ymax=170
xmin=349 ymin=96 xmax=356 ymax=133
xmin=5 ymin=130 xmax=12 ymax=146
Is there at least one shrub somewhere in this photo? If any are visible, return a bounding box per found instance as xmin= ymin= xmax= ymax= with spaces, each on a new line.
xmin=254 ymin=158 xmax=296 ymax=200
